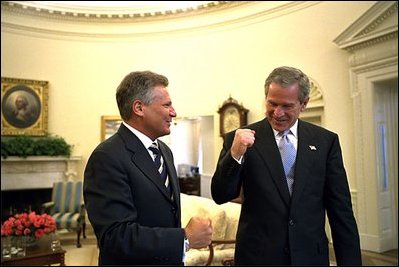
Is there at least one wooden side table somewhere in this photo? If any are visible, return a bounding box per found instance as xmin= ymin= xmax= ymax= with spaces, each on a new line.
xmin=1 ymin=235 xmax=66 ymax=266
xmin=178 ymin=175 xmax=201 ymax=196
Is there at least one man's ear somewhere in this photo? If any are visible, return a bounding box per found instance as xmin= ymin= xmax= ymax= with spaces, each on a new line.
xmin=132 ymin=100 xmax=144 ymax=116
xmin=300 ymin=97 xmax=310 ymax=112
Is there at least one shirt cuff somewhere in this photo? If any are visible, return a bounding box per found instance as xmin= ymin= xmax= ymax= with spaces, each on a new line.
xmin=232 ymin=155 xmax=243 ymax=164
xmin=182 ymin=237 xmax=190 ymax=262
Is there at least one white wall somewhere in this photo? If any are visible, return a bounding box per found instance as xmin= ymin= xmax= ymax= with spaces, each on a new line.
xmin=1 ymin=2 xmax=376 ymax=190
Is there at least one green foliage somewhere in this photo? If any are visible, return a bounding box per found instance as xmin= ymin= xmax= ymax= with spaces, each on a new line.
xmin=1 ymin=135 xmax=72 ymax=159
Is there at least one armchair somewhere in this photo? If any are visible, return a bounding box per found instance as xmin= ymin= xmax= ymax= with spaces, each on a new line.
xmin=42 ymin=181 xmax=86 ymax=247
xmin=181 ymin=193 xmax=241 ymax=266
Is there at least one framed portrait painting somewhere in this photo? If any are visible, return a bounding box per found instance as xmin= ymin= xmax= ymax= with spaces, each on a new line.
xmin=101 ymin=115 xmax=122 ymax=141
xmin=1 ymin=77 xmax=48 ymax=136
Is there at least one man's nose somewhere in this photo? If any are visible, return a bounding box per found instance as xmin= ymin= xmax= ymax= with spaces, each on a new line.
xmin=169 ymin=106 xmax=177 ymax=117
xmin=274 ymin=106 xmax=285 ymax=116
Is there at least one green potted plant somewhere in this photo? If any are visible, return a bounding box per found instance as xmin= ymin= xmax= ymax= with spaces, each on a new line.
xmin=1 ymin=135 xmax=72 ymax=159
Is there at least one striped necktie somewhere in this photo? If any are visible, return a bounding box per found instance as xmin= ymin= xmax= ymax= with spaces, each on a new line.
xmin=278 ymin=130 xmax=296 ymax=196
xmin=149 ymin=142 xmax=171 ymax=194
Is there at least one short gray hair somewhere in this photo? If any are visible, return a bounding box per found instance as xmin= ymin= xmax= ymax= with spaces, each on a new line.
xmin=264 ymin=66 xmax=310 ymax=103
xmin=116 ymin=71 xmax=169 ymax=121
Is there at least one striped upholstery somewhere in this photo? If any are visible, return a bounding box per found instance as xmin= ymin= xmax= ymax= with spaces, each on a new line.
xmin=49 ymin=181 xmax=86 ymax=247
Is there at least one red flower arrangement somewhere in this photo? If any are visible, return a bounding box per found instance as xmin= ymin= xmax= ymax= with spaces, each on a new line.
xmin=1 ymin=212 xmax=57 ymax=239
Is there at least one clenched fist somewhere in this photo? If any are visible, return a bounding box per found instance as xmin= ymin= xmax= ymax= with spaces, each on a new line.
xmin=184 ymin=216 xmax=213 ymax=249
xmin=231 ymin=129 xmax=256 ymax=160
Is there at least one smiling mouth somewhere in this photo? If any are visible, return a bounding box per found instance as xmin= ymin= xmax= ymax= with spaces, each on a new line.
xmin=274 ymin=118 xmax=287 ymax=123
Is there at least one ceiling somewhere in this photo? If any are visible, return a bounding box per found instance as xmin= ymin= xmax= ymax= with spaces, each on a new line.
xmin=1 ymin=1 xmax=316 ymax=37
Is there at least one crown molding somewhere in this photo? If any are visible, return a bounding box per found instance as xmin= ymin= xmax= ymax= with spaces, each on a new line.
xmin=1 ymin=1 xmax=321 ymax=40
xmin=1 ymin=1 xmax=247 ymax=22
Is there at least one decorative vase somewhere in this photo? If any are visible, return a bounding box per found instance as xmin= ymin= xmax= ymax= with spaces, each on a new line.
xmin=25 ymin=236 xmax=39 ymax=247
xmin=10 ymin=236 xmax=27 ymax=256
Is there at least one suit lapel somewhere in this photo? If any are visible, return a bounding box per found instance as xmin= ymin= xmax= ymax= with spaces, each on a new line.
xmin=158 ymin=141 xmax=180 ymax=207
xmin=118 ymin=124 xmax=175 ymax=203
xmin=252 ymin=119 xmax=291 ymax=207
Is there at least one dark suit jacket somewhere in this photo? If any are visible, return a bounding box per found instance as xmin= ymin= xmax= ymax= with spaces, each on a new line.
xmin=84 ymin=123 xmax=184 ymax=265
xmin=211 ymin=118 xmax=361 ymax=265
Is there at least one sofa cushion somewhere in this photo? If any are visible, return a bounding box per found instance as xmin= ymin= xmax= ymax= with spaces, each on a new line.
xmin=180 ymin=193 xmax=227 ymax=241
xmin=185 ymin=248 xmax=211 ymax=266
xmin=218 ymin=201 xmax=241 ymax=249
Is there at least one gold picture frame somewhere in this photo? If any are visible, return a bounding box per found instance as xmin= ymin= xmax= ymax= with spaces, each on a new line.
xmin=1 ymin=77 xmax=49 ymax=136
xmin=101 ymin=115 xmax=122 ymax=141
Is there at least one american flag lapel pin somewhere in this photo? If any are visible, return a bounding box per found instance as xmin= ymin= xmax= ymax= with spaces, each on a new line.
xmin=309 ymin=145 xmax=317 ymax=151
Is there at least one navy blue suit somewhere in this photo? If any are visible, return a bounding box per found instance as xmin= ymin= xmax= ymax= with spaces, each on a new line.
xmin=84 ymin=124 xmax=184 ymax=265
xmin=212 ymin=118 xmax=361 ymax=265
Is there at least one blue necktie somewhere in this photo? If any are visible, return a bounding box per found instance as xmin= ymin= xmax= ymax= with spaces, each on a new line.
xmin=278 ymin=131 xmax=296 ymax=196
xmin=149 ymin=142 xmax=171 ymax=194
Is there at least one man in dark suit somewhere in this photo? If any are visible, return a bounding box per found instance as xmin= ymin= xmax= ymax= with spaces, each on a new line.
xmin=211 ymin=66 xmax=361 ymax=265
xmin=84 ymin=71 xmax=212 ymax=265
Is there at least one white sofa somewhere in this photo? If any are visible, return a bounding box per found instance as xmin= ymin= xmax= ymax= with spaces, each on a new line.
xmin=180 ymin=193 xmax=241 ymax=266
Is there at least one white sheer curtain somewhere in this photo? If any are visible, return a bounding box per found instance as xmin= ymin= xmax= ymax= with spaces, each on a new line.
xmin=161 ymin=117 xmax=201 ymax=175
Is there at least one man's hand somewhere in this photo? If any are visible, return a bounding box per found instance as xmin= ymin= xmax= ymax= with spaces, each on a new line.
xmin=184 ymin=216 xmax=213 ymax=249
xmin=231 ymin=129 xmax=256 ymax=160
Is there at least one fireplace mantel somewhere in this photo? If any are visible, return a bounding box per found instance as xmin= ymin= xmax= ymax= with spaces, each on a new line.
xmin=1 ymin=156 xmax=82 ymax=190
